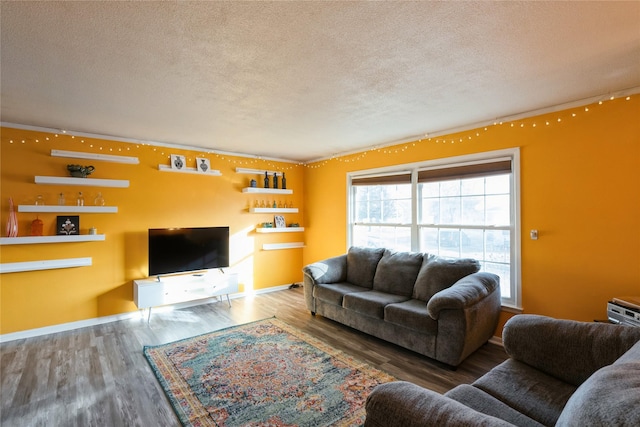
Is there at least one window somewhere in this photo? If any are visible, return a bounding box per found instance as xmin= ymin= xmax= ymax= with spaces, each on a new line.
xmin=348 ymin=149 xmax=520 ymax=308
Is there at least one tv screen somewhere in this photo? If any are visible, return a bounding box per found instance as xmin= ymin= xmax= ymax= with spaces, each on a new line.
xmin=148 ymin=226 xmax=230 ymax=277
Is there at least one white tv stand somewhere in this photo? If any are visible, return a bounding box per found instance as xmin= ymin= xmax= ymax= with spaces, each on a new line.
xmin=133 ymin=270 xmax=239 ymax=322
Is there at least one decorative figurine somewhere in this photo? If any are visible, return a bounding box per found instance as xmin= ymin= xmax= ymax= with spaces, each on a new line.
xmin=264 ymin=171 xmax=269 ymax=188
xmin=282 ymin=172 xmax=287 ymax=189
xmin=273 ymin=172 xmax=278 ymax=189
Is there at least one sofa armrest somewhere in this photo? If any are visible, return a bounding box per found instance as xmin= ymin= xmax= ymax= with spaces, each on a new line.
xmin=426 ymin=272 xmax=500 ymax=319
xmin=302 ymin=254 xmax=347 ymax=285
xmin=302 ymin=254 xmax=347 ymax=313
xmin=364 ymin=381 xmax=515 ymax=427
xmin=503 ymin=314 xmax=640 ymax=386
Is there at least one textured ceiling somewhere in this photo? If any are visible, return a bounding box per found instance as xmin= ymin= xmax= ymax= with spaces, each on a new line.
xmin=1 ymin=1 xmax=639 ymax=162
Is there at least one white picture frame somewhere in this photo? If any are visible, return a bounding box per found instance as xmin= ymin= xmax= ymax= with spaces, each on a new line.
xmin=170 ymin=154 xmax=186 ymax=170
xmin=274 ymin=215 xmax=286 ymax=228
xmin=196 ymin=157 xmax=211 ymax=173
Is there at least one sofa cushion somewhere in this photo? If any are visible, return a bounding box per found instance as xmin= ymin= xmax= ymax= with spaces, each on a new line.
xmin=343 ymin=291 xmax=409 ymax=319
xmin=346 ymin=247 xmax=385 ymax=289
xmin=384 ymin=299 xmax=437 ymax=335
xmin=472 ymin=359 xmax=576 ymax=427
xmin=445 ymin=384 xmax=545 ymax=427
xmin=412 ymin=256 xmax=480 ymax=301
xmin=372 ymin=250 xmax=423 ymax=297
xmin=556 ymin=340 xmax=640 ymax=427
xmin=313 ymin=282 xmax=370 ymax=306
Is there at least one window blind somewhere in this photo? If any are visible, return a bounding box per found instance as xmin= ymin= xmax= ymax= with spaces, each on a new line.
xmin=417 ymin=160 xmax=511 ymax=183
xmin=351 ymin=172 xmax=411 ymax=186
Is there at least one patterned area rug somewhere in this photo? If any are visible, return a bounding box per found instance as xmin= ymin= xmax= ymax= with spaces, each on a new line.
xmin=143 ymin=318 xmax=395 ymax=427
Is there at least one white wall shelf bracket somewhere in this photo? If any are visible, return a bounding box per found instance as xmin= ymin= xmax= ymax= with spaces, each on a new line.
xmin=18 ymin=205 xmax=118 ymax=213
xmin=51 ymin=149 xmax=139 ymax=164
xmin=235 ymin=167 xmax=283 ymax=176
xmin=242 ymin=187 xmax=293 ymax=195
xmin=256 ymin=227 xmax=304 ymax=233
xmin=262 ymin=242 xmax=305 ymax=250
xmin=0 ymin=257 xmax=92 ymax=274
xmin=35 ymin=176 xmax=129 ymax=188
xmin=0 ymin=235 xmax=106 ymax=245
xmin=249 ymin=207 xmax=298 ymax=214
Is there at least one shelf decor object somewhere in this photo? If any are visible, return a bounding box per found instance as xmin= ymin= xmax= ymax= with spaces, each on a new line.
xmin=35 ymin=176 xmax=130 ymax=188
xmin=5 ymin=197 xmax=18 ymax=237
xmin=67 ymin=164 xmax=95 ymax=178
xmin=196 ymin=157 xmax=211 ymax=173
xmin=0 ymin=257 xmax=92 ymax=274
xmin=170 ymin=154 xmax=186 ymax=170
xmin=51 ymin=149 xmax=139 ymax=164
xmin=158 ymin=165 xmax=222 ymax=176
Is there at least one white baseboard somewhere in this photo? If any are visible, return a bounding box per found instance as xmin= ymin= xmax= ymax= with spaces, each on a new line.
xmin=0 ymin=284 xmax=296 ymax=343
xmin=489 ymin=336 xmax=504 ymax=347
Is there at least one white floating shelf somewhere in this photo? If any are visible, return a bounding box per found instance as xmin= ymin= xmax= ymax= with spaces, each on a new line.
xmin=262 ymin=242 xmax=305 ymax=250
xmin=18 ymin=205 xmax=118 ymax=213
xmin=0 ymin=257 xmax=92 ymax=274
xmin=35 ymin=176 xmax=130 ymax=188
xmin=249 ymin=207 xmax=298 ymax=214
xmin=158 ymin=165 xmax=222 ymax=176
xmin=256 ymin=227 xmax=304 ymax=233
xmin=236 ymin=167 xmax=283 ymax=176
xmin=0 ymin=235 xmax=106 ymax=245
xmin=242 ymin=187 xmax=292 ymax=195
xmin=51 ymin=149 xmax=139 ymax=164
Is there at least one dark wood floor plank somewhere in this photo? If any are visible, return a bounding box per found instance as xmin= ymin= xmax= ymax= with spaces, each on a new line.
xmin=0 ymin=287 xmax=507 ymax=426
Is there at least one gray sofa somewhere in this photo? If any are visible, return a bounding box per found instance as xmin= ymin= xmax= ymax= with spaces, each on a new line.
xmin=365 ymin=314 xmax=640 ymax=427
xmin=302 ymin=246 xmax=502 ymax=367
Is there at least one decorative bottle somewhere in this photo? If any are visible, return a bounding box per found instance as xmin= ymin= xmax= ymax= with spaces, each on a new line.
xmin=281 ymin=172 xmax=286 ymax=189
xmin=58 ymin=192 xmax=65 ymax=206
xmin=76 ymin=192 xmax=85 ymax=206
xmin=273 ymin=172 xmax=278 ymax=189
xmin=94 ymin=192 xmax=105 ymax=206
xmin=264 ymin=171 xmax=269 ymax=188
xmin=5 ymin=197 xmax=18 ymax=237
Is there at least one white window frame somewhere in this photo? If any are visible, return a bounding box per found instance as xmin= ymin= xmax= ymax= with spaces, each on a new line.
xmin=347 ymin=148 xmax=521 ymax=309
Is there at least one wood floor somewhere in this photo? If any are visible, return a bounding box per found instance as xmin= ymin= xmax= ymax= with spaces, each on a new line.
xmin=0 ymin=287 xmax=508 ymax=426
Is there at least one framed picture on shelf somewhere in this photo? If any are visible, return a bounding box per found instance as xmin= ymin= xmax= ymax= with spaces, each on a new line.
xmin=170 ymin=154 xmax=186 ymax=170
xmin=57 ymin=216 xmax=79 ymax=235
xmin=196 ymin=157 xmax=211 ymax=173
xmin=274 ymin=215 xmax=286 ymax=228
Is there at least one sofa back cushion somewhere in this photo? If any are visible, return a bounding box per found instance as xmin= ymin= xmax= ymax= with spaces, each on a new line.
xmin=556 ymin=340 xmax=640 ymax=427
xmin=412 ymin=256 xmax=480 ymax=301
xmin=372 ymin=250 xmax=423 ymax=297
xmin=346 ymin=247 xmax=385 ymax=289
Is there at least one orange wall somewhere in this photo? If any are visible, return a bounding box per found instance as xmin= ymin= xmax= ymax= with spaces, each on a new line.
xmin=2 ymin=96 xmax=639 ymax=335
xmin=303 ymin=96 xmax=640 ymax=330
xmin=0 ymin=132 xmax=305 ymax=334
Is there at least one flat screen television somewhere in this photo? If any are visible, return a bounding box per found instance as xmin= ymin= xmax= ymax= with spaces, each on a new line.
xmin=148 ymin=226 xmax=230 ymax=277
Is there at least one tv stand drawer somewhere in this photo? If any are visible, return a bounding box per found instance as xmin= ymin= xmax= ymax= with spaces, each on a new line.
xmin=133 ymin=271 xmax=239 ymax=309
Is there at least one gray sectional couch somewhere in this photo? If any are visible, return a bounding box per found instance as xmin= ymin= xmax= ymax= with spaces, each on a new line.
xmin=302 ymin=246 xmax=502 ymax=367
xmin=365 ymin=314 xmax=640 ymax=426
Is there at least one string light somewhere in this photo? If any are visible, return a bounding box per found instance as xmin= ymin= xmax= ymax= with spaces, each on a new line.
xmin=1 ymin=95 xmax=635 ymax=170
